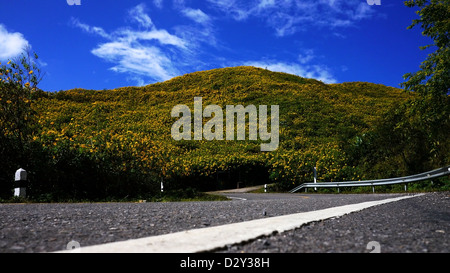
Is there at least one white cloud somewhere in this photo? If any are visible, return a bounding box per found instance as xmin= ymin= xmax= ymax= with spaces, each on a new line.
xmin=71 ymin=2 xmax=355 ymax=86
xmin=0 ymin=24 xmax=29 ymax=60
xmin=153 ymin=0 xmax=163 ymax=9
xmin=181 ymin=8 xmax=211 ymax=24
xmin=128 ymin=3 xmax=154 ymax=29
xmin=297 ymin=49 xmax=315 ymax=64
xmin=206 ymin=0 xmax=376 ymax=37
xmin=258 ymin=0 xmax=275 ymax=9
xmin=170 ymin=1 xmax=218 ymax=48
xmin=244 ymin=60 xmax=337 ymax=84
xmin=116 ymin=28 xmax=187 ymax=49
xmin=92 ymin=42 xmax=175 ymax=83
xmin=70 ymin=18 xmax=111 ymax=39
xmin=72 ymin=4 xmax=189 ymax=85
xmin=351 ymin=2 xmax=374 ymax=20
xmin=206 ymin=0 xmax=252 ymax=21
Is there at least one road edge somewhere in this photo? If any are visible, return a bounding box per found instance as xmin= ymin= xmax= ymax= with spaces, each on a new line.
xmin=56 ymin=193 xmax=424 ymax=253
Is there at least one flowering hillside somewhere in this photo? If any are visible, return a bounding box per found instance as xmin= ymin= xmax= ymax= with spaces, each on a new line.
xmin=2 ymin=66 xmax=419 ymax=200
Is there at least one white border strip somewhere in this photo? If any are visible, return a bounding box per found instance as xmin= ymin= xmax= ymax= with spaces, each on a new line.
xmin=57 ymin=194 xmax=423 ymax=253
xmin=226 ymin=196 xmax=247 ymax=201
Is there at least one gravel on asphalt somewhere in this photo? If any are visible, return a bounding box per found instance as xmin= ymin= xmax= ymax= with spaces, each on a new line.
xmin=217 ymin=191 xmax=449 ymax=253
xmin=0 ymin=192 xmax=447 ymax=253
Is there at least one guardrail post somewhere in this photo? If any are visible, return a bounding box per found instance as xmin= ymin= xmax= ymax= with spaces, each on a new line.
xmin=14 ymin=168 xmax=27 ymax=198
xmin=313 ymin=166 xmax=317 ymax=191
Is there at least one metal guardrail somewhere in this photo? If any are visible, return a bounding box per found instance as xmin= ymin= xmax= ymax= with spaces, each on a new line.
xmin=289 ymin=165 xmax=450 ymax=193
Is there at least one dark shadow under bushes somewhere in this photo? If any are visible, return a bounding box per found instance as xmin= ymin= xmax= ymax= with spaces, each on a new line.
xmin=167 ymin=162 xmax=271 ymax=192
xmin=0 ymin=135 xmax=270 ymax=202
xmin=0 ymin=135 xmax=161 ymax=202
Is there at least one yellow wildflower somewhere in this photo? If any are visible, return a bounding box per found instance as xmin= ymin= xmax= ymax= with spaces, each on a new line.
xmin=29 ymin=70 xmax=33 ymax=74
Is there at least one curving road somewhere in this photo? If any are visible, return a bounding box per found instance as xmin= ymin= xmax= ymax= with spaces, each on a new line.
xmin=0 ymin=191 xmax=448 ymax=253
xmin=219 ymin=192 xmax=449 ymax=253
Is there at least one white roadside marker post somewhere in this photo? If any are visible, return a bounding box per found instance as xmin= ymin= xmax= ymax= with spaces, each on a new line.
xmin=313 ymin=166 xmax=317 ymax=191
xmin=14 ymin=168 xmax=27 ymax=198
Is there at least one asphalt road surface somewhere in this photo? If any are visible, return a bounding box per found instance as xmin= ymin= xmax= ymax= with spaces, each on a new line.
xmin=219 ymin=192 xmax=449 ymax=253
xmin=0 ymin=192 xmax=448 ymax=253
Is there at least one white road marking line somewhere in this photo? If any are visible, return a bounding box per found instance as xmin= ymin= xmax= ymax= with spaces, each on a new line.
xmin=226 ymin=196 xmax=247 ymax=201
xmin=57 ymin=194 xmax=424 ymax=253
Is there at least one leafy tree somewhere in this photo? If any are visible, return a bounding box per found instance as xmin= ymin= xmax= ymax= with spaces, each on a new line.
xmin=361 ymin=0 xmax=450 ymax=175
xmin=401 ymin=0 xmax=450 ymax=169
xmin=402 ymin=0 xmax=449 ymax=97
xmin=0 ymin=47 xmax=44 ymax=198
xmin=345 ymin=1 xmax=449 ymax=177
xmin=0 ymin=46 xmax=43 ymax=151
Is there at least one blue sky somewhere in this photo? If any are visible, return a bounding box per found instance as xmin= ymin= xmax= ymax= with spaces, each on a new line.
xmin=0 ymin=0 xmax=433 ymax=91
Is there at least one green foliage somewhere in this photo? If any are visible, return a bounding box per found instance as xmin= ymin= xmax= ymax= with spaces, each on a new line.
xmin=13 ymin=66 xmax=418 ymax=201
xmin=0 ymin=48 xmax=44 ymax=199
xmin=402 ymin=0 xmax=449 ymax=97
xmin=0 ymin=48 xmax=42 ymax=145
xmin=350 ymin=0 xmax=450 ymax=178
xmin=3 ymin=60 xmax=445 ymax=201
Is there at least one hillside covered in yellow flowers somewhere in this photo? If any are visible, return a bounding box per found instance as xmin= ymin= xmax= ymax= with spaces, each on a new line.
xmin=7 ymin=66 xmax=418 ymax=200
